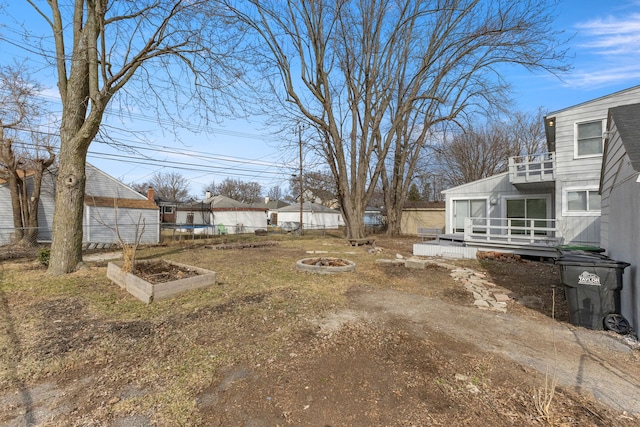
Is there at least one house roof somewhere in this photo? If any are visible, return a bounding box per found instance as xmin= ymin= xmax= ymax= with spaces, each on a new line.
xmin=441 ymin=172 xmax=509 ymax=194
xmin=278 ymin=201 xmax=341 ymax=213
xmin=251 ymin=199 xmax=289 ymax=210
xmin=84 ymin=195 xmax=158 ymax=210
xmin=402 ymin=201 xmax=445 ymax=209
xmin=608 ymin=103 xmax=640 ymax=172
xmin=0 ymin=169 xmax=36 ymax=184
xmin=206 ymin=194 xmax=265 ymax=210
xmin=546 ymin=84 xmax=640 ymax=116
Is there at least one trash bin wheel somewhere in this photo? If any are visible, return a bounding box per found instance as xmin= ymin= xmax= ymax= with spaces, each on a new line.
xmin=603 ymin=314 xmax=630 ymax=335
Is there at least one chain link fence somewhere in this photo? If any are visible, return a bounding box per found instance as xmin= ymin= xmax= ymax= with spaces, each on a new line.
xmin=0 ymin=227 xmax=43 ymax=247
xmin=159 ymin=222 xmax=333 ymax=242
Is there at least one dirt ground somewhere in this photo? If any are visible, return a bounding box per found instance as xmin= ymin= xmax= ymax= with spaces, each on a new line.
xmin=1 ymin=236 xmax=639 ymax=426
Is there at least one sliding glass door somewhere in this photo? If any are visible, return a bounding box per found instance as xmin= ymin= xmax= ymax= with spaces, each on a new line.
xmin=453 ymin=199 xmax=486 ymax=233
xmin=506 ymin=198 xmax=548 ymax=235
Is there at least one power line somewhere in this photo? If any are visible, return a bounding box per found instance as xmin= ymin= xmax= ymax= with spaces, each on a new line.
xmin=10 ymin=127 xmax=297 ymax=172
xmin=7 ymin=139 xmax=299 ymax=188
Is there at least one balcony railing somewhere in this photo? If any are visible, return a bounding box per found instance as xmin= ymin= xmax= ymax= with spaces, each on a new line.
xmin=463 ymin=217 xmax=560 ymax=247
xmin=508 ymin=152 xmax=555 ymax=184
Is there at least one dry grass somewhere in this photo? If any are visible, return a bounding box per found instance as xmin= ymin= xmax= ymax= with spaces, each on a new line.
xmin=1 ymin=235 xmax=637 ymax=426
xmin=0 ymin=234 xmax=417 ymax=424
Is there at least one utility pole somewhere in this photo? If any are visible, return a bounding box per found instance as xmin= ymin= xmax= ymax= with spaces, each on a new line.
xmin=298 ymin=125 xmax=304 ymax=236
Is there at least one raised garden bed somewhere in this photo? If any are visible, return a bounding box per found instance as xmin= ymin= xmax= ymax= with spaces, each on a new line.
xmin=107 ymin=259 xmax=216 ymax=303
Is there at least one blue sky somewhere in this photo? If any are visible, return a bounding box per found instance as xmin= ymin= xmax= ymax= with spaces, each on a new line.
xmin=508 ymin=0 xmax=640 ymax=112
xmin=1 ymin=0 xmax=640 ymax=198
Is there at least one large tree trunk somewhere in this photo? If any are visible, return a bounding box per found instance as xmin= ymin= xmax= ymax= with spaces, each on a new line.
xmin=386 ymin=204 xmax=402 ymax=236
xmin=48 ymin=147 xmax=88 ymax=274
xmin=339 ymin=192 xmax=366 ymax=239
xmin=47 ymin=23 xmax=94 ymax=275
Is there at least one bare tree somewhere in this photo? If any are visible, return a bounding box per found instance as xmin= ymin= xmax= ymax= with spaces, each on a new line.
xmin=434 ymin=109 xmax=547 ymax=188
xmin=266 ymin=185 xmax=283 ymax=201
xmin=131 ymin=171 xmax=190 ymax=202
xmin=288 ymin=171 xmax=337 ymax=207
xmin=510 ymin=108 xmax=548 ymax=156
xmin=212 ymin=178 xmax=262 ymax=204
xmin=11 ymin=1 xmax=245 ymax=273
xmin=227 ymin=0 xmax=568 ymax=239
xmin=0 ymin=64 xmax=56 ymax=246
xmin=434 ymin=124 xmax=516 ymax=187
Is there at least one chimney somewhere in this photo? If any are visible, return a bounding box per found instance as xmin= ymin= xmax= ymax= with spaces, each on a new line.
xmin=205 ymin=190 xmax=212 ymax=199
xmin=147 ymin=187 xmax=155 ymax=201
xmin=265 ymin=196 xmax=270 ymax=204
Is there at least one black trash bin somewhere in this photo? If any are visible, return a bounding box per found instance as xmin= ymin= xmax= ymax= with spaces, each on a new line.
xmin=555 ymin=251 xmax=630 ymax=333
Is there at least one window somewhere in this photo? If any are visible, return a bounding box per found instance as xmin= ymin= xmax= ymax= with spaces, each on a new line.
xmin=576 ymin=120 xmax=603 ymax=157
xmin=567 ymin=190 xmax=600 ymax=211
xmin=163 ymin=206 xmax=174 ymax=214
xmin=564 ymin=188 xmax=601 ymax=216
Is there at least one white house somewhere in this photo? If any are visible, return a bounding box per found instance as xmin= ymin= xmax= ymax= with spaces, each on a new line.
xmin=416 ymin=85 xmax=640 ymax=258
xmin=174 ymin=194 xmax=267 ymax=234
xmin=600 ymin=102 xmax=640 ymax=333
xmin=250 ymin=197 xmax=289 ymax=226
xmin=0 ymin=163 xmax=160 ymax=246
xmin=277 ymin=201 xmax=344 ymax=230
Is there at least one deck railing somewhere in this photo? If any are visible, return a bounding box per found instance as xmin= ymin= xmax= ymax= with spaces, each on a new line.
xmin=463 ymin=217 xmax=560 ymax=247
xmin=508 ymin=152 xmax=555 ymax=184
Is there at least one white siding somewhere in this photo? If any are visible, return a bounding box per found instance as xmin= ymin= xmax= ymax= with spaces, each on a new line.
xmin=212 ymin=210 xmax=267 ymax=233
xmin=0 ymin=171 xmax=56 ymax=244
xmin=36 ymin=172 xmax=57 ymax=241
xmin=549 ymin=86 xmax=640 ymax=246
xmin=0 ymin=185 xmax=13 ymax=244
xmin=1 ymin=165 xmax=159 ymax=245
xmin=175 ymin=209 xmax=210 ymax=225
xmin=85 ymin=206 xmax=159 ymax=244
xmin=435 ymin=86 xmax=640 ymax=253
xmin=277 ymin=210 xmax=343 ymax=229
xmin=443 ymin=173 xmax=555 ymax=234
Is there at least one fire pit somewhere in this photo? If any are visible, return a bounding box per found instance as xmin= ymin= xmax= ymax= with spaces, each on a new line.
xmin=296 ymin=257 xmax=356 ymax=274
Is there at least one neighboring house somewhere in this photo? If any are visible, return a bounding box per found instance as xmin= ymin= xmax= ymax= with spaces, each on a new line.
xmin=175 ymin=194 xmax=267 ymax=234
xmin=400 ymin=201 xmax=445 ymax=235
xmin=422 ymin=85 xmax=640 ymax=258
xmin=277 ymin=201 xmax=344 ymax=230
xmin=156 ymin=198 xmax=178 ymax=223
xmin=600 ymin=102 xmax=640 ymax=333
xmin=250 ymin=197 xmax=289 ymax=225
xmin=0 ymin=163 xmax=160 ymax=246
xmin=364 ymin=206 xmax=384 ymax=231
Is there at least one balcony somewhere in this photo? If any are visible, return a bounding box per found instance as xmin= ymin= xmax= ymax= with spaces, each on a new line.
xmin=509 ymin=152 xmax=555 ymax=186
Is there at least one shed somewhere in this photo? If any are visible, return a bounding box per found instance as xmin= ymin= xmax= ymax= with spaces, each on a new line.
xmin=401 ymin=201 xmax=445 ymax=236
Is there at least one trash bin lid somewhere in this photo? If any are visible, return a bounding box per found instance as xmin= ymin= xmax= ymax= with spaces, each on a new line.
xmin=556 ymin=244 xmax=605 ymax=253
xmin=555 ymin=251 xmax=630 ymax=268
